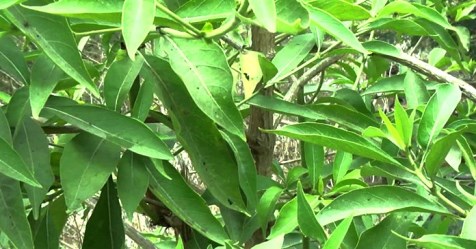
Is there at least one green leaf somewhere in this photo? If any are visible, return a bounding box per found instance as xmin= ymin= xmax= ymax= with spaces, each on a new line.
xmin=162 ymin=37 xmax=244 ymax=139
xmin=378 ymin=108 xmax=405 ymax=150
xmin=28 ymin=196 xmax=68 ymax=249
xmin=403 ymin=234 xmax=476 ymax=249
xmin=268 ymin=194 xmax=320 ymax=239
xmin=0 ymin=0 xmax=19 ymax=9
xmin=143 ymin=55 xmax=246 ymax=212
xmin=257 ymin=186 xmax=283 ymax=233
xmin=363 ymin=40 xmax=402 ymax=57
xmin=461 ymin=206 xmax=476 ymax=240
xmin=305 ymin=5 xmax=367 ymax=54
xmin=83 ymin=178 xmax=125 ymax=249
xmin=404 ymin=70 xmax=430 ymax=109
xmin=322 ymin=216 xmax=353 ymax=249
xmin=316 ymin=186 xmax=450 ymax=226
xmin=104 ymin=56 xmax=144 ymax=111
xmin=131 ymin=80 xmax=154 ymax=121
xmin=221 ymin=131 xmax=258 ymax=211
xmin=0 ymin=108 xmax=12 ymax=144
xmin=0 ymin=35 xmax=29 ymax=84
xmin=333 ymin=151 xmax=352 ymax=184
xmin=303 ymin=143 xmax=324 ymax=192
xmin=60 ymin=133 xmax=121 ymax=211
xmin=305 ymin=0 xmax=371 ymax=21
xmin=355 ymin=212 xmax=420 ymax=249
xmin=264 ymin=123 xmax=401 ymax=166
xmin=247 ymin=95 xmax=325 ymax=120
xmin=456 ymin=136 xmax=476 ymax=180
xmin=365 ymin=18 xmax=428 ymax=36
xmin=310 ymin=104 xmax=379 ymax=132
xmin=249 ymin=0 xmax=276 ymax=32
xmin=418 ymin=84 xmax=461 ymax=147
xmin=30 ymin=54 xmax=65 ymax=118
xmin=0 ymin=136 xmax=40 ymax=187
xmin=122 ymin=0 xmax=155 ymax=59
xmin=44 ymin=105 xmax=172 ymax=160
xmin=297 ymin=182 xmax=326 ymax=242
xmin=394 ymin=98 xmax=413 ymax=147
xmin=3 ymin=6 xmax=99 ymax=96
xmin=251 ymin=235 xmax=284 ymax=249
xmin=424 ymin=132 xmax=462 ymax=177
xmin=275 ymin=0 xmax=309 ymax=34
xmin=0 ymin=174 xmax=34 ymax=249
xmin=428 ymin=47 xmax=447 ymax=66
xmin=173 ymin=0 xmax=235 ymax=23
xmin=117 ymin=151 xmax=149 ymax=220
xmin=378 ymin=1 xmax=452 ymax=29
xmin=272 ymin=33 xmax=315 ymax=81
xmin=146 ymin=161 xmax=229 ymax=245
xmin=5 ymin=87 xmax=31 ymax=129
xmin=13 ymin=118 xmax=54 ymax=220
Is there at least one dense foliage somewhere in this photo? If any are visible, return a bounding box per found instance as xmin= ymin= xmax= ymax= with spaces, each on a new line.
xmin=0 ymin=0 xmax=476 ymax=248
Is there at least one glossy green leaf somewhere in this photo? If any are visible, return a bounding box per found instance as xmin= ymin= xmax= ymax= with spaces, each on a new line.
xmin=0 ymin=174 xmax=34 ymax=249
xmin=363 ymin=40 xmax=402 ymax=57
xmin=424 ymin=132 xmax=462 ymax=177
xmin=355 ymin=212 xmax=419 ymax=249
xmin=415 ymin=19 xmax=460 ymax=60
xmin=418 ymin=84 xmax=461 ymax=147
xmin=0 ymin=0 xmax=19 ymax=9
xmin=122 ymin=0 xmax=155 ymax=59
xmin=272 ymin=34 xmax=315 ymax=81
xmin=144 ymin=55 xmax=246 ymax=212
xmin=404 ymin=70 xmax=430 ymax=109
xmin=322 ymin=216 xmax=353 ymax=249
xmin=44 ymin=105 xmax=172 ymax=160
xmin=83 ymin=178 xmax=125 ymax=249
xmin=221 ymin=131 xmax=258 ymax=211
xmin=104 ymin=56 xmax=144 ymax=111
xmin=268 ymin=194 xmax=320 ymax=239
xmin=60 ymin=133 xmax=121 ymax=211
xmin=257 ymin=186 xmax=283 ymax=233
xmin=394 ymin=98 xmax=413 ymax=147
xmin=13 ymin=118 xmax=54 ymax=219
xmin=0 ymin=108 xmax=12 ymax=144
xmin=378 ymin=1 xmax=452 ymax=29
xmin=251 ymin=235 xmax=284 ymax=249
xmin=305 ymin=5 xmax=367 ymax=54
xmin=428 ymin=47 xmax=447 ymax=66
xmin=264 ymin=123 xmax=401 ymax=166
xmin=0 ymin=136 xmax=40 ymax=187
xmin=162 ymin=37 xmax=244 ymax=139
xmin=0 ymin=35 xmax=29 ymax=84
xmin=131 ymin=80 xmax=154 ymax=121
xmin=3 ymin=6 xmax=99 ymax=96
xmin=117 ymin=151 xmax=149 ymax=220
xmin=297 ymin=182 xmax=326 ymax=242
xmin=316 ymin=186 xmax=450 ymax=226
xmin=303 ymin=143 xmax=324 ymax=192
xmin=403 ymin=234 xmax=476 ymax=249
xmin=379 ymin=108 xmax=405 ymax=150
xmin=365 ymin=18 xmax=428 ymax=36
xmin=30 ymin=54 xmax=65 ymax=118
xmin=456 ymin=136 xmax=476 ymax=180
xmin=249 ymin=0 xmax=276 ymax=32
xmin=275 ymin=0 xmax=309 ymax=34
xmin=247 ymin=94 xmax=325 ymax=120
xmin=5 ymin=87 xmax=31 ymax=129
xmin=306 ymin=0 xmax=371 ymax=21
xmin=146 ymin=161 xmax=229 ymax=245
xmin=173 ymin=0 xmax=235 ymax=23
xmin=333 ymin=151 xmax=352 ymax=184
xmin=310 ymin=104 xmax=379 ymax=132
xmin=461 ymin=206 xmax=476 ymax=239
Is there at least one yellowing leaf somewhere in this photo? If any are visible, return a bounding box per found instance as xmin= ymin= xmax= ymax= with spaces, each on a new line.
xmin=240 ymin=51 xmax=263 ymax=99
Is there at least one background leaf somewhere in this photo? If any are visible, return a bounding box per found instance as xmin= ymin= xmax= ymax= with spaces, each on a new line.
xmin=60 ymin=133 xmax=121 ymax=211
xmin=82 ymin=178 xmax=125 ymax=249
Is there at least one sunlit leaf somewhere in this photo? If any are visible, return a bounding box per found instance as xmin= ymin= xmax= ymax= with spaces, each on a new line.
xmin=122 ymin=0 xmax=155 ymax=59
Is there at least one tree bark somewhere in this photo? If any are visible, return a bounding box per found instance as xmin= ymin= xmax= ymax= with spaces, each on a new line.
xmin=245 ymin=26 xmax=275 ymax=248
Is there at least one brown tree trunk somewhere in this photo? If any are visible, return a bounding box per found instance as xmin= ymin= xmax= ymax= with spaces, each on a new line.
xmin=245 ymin=26 xmax=276 ymax=248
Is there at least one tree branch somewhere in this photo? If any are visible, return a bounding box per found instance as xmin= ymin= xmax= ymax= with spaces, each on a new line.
xmin=381 ymin=53 xmax=476 ymax=101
